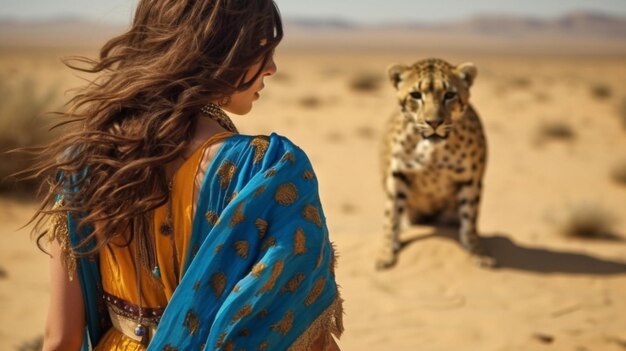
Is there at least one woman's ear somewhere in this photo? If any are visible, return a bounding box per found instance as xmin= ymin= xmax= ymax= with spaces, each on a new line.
xmin=387 ymin=64 xmax=408 ymax=89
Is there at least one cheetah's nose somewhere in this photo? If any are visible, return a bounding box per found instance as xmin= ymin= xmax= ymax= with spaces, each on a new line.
xmin=426 ymin=120 xmax=443 ymax=129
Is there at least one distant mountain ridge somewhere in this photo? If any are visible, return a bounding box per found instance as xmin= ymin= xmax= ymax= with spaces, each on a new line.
xmin=1 ymin=11 xmax=625 ymax=54
xmin=286 ymin=11 xmax=626 ymax=37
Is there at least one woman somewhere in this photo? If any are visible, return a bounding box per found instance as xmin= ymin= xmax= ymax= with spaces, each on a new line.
xmin=32 ymin=1 xmax=343 ymax=350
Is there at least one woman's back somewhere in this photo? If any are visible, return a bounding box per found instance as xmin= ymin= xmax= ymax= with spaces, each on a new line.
xmin=97 ymin=131 xmax=233 ymax=349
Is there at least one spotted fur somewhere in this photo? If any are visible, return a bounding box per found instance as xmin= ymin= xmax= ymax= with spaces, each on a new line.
xmin=377 ymin=58 xmax=495 ymax=269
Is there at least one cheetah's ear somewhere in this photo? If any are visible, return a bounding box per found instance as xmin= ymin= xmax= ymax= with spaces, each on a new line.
xmin=387 ymin=64 xmax=409 ymax=89
xmin=456 ymin=62 xmax=478 ymax=87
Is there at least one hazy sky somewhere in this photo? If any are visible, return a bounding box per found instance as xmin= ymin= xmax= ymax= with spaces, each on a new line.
xmin=1 ymin=0 xmax=625 ymax=24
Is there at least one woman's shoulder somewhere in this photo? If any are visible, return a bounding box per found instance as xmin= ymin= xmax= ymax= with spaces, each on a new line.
xmin=225 ymin=132 xmax=301 ymax=149
xmin=221 ymin=132 xmax=312 ymax=165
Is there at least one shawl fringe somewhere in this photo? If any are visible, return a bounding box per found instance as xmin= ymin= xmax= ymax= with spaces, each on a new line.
xmin=288 ymin=294 xmax=344 ymax=351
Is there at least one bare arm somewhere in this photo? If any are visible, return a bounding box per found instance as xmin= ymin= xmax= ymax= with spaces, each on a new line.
xmin=42 ymin=239 xmax=85 ymax=351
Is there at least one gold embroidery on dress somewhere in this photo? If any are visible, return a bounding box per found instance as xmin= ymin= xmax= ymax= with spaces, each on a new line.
xmin=47 ymin=198 xmax=76 ymax=281
xmin=251 ymin=262 xmax=266 ymax=278
xmin=281 ymin=273 xmax=305 ymax=294
xmin=272 ymin=310 xmax=294 ymax=335
xmin=230 ymin=203 xmax=245 ymax=227
xmin=250 ymin=136 xmax=270 ymax=164
xmin=226 ymin=192 xmax=238 ymax=205
xmin=264 ymin=168 xmax=277 ymax=178
xmin=254 ymin=185 xmax=266 ymax=197
xmin=224 ymin=340 xmax=235 ymax=351
xmin=215 ymin=244 xmax=224 ymax=254
xmin=193 ymin=280 xmax=201 ymax=291
xmin=281 ymin=152 xmax=295 ymax=165
xmin=215 ymin=332 xmax=227 ymax=348
xmin=302 ymin=205 xmax=322 ymax=228
xmin=303 ymin=170 xmax=316 ymax=180
xmin=205 ymin=211 xmax=220 ymax=226
xmin=294 ymin=228 xmax=306 ymax=255
xmin=261 ymin=236 xmax=276 ymax=251
xmin=316 ymin=237 xmax=326 ymax=269
xmin=258 ymin=340 xmax=270 ymax=351
xmin=256 ymin=260 xmax=284 ymax=295
xmin=305 ymin=277 xmax=326 ymax=306
xmin=217 ymin=160 xmax=237 ymax=189
xmin=234 ymin=240 xmax=249 ymax=259
xmin=275 ymin=183 xmax=299 ymax=206
xmin=238 ymin=329 xmax=251 ymax=337
xmin=230 ymin=304 xmax=253 ymax=324
xmin=210 ymin=272 xmax=227 ymax=298
xmin=162 ymin=345 xmax=178 ymax=351
xmin=233 ymin=284 xmax=241 ymax=293
xmin=183 ymin=310 xmax=200 ymax=335
xmin=255 ymin=219 xmax=268 ymax=239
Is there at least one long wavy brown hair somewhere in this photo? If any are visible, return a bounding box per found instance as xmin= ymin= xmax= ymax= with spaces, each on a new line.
xmin=24 ymin=0 xmax=282 ymax=255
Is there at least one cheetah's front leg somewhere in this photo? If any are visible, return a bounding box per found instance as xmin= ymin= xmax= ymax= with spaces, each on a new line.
xmin=456 ymin=179 xmax=496 ymax=267
xmin=376 ymin=170 xmax=411 ymax=270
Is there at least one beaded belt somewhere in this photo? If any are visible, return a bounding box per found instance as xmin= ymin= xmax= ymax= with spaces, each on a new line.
xmin=103 ymin=292 xmax=164 ymax=345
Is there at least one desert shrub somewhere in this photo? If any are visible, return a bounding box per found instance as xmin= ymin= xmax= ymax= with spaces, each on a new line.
xmin=349 ymin=72 xmax=383 ymax=93
xmin=590 ymin=83 xmax=612 ymax=100
xmin=0 ymin=75 xmax=60 ymax=195
xmin=611 ymin=159 xmax=626 ymax=187
xmin=560 ymin=204 xmax=620 ymax=240
xmin=618 ymin=97 xmax=626 ymax=130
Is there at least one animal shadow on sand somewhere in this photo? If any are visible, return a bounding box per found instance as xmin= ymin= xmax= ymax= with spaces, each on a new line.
xmin=399 ymin=226 xmax=626 ymax=275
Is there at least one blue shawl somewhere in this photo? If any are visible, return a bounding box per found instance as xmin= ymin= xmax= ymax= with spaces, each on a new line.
xmin=64 ymin=133 xmax=343 ymax=350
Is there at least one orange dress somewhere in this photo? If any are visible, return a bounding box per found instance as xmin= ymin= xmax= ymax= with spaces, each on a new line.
xmin=95 ymin=132 xmax=232 ymax=350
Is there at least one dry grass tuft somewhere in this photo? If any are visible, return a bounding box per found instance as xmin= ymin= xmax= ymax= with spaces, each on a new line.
xmin=298 ymin=95 xmax=322 ymax=109
xmin=560 ymin=204 xmax=621 ymax=241
xmin=509 ymin=77 xmax=532 ymax=89
xmin=355 ymin=126 xmax=377 ymax=140
xmin=325 ymin=131 xmax=344 ymax=143
xmin=534 ymin=92 xmax=551 ymax=103
xmin=535 ymin=120 xmax=576 ymax=144
xmin=16 ymin=335 xmax=43 ymax=351
xmin=591 ymin=83 xmax=612 ymax=100
xmin=611 ymin=159 xmax=626 ymax=186
xmin=340 ymin=202 xmax=358 ymax=215
xmin=349 ymin=72 xmax=383 ymax=93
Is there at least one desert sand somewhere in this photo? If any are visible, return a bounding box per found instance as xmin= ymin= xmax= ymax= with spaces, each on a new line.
xmin=1 ymin=45 xmax=626 ymax=351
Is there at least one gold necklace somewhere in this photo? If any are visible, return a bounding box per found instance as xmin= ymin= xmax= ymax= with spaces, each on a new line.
xmin=200 ymin=102 xmax=239 ymax=134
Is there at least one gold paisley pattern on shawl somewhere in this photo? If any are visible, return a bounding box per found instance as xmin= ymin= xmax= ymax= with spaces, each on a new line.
xmin=142 ymin=134 xmax=343 ymax=351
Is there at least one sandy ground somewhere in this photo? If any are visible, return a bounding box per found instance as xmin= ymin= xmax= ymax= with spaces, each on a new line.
xmin=1 ymin=48 xmax=626 ymax=350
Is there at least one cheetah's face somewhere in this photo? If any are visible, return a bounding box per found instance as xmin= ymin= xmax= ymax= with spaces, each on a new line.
xmin=387 ymin=59 xmax=477 ymax=140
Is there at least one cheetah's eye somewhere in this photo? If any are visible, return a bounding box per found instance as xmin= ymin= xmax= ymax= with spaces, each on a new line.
xmin=443 ymin=92 xmax=457 ymax=101
xmin=409 ymin=91 xmax=422 ymax=100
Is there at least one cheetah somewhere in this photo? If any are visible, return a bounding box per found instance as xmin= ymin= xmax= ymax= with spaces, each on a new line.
xmin=377 ymin=58 xmax=495 ymax=270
